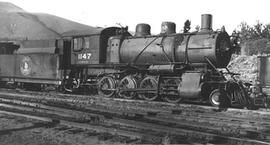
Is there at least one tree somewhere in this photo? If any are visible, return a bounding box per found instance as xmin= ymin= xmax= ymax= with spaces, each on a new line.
xmin=237 ymin=21 xmax=270 ymax=55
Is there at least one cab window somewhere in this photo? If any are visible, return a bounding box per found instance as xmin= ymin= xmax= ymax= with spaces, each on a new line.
xmin=84 ymin=37 xmax=90 ymax=49
xmin=73 ymin=38 xmax=83 ymax=51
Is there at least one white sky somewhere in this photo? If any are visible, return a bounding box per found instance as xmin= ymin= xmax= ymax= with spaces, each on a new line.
xmin=3 ymin=0 xmax=270 ymax=34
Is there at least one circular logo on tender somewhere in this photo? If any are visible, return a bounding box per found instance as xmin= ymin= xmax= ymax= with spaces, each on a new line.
xmin=20 ymin=56 xmax=32 ymax=76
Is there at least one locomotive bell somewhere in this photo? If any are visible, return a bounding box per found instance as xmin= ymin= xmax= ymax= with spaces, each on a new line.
xmin=135 ymin=23 xmax=151 ymax=37
xmin=160 ymin=22 xmax=176 ymax=34
xmin=201 ymin=14 xmax=212 ymax=31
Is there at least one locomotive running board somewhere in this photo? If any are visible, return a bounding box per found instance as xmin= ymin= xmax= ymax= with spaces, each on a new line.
xmin=14 ymin=78 xmax=62 ymax=85
xmin=102 ymin=88 xmax=157 ymax=92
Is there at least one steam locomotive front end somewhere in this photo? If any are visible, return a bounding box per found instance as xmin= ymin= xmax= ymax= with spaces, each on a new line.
xmin=175 ymin=14 xmax=233 ymax=68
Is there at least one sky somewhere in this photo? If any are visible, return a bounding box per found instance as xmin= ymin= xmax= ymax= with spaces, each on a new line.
xmin=3 ymin=0 xmax=270 ymax=34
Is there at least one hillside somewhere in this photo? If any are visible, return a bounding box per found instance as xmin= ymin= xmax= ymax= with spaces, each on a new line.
xmin=0 ymin=2 xmax=97 ymax=40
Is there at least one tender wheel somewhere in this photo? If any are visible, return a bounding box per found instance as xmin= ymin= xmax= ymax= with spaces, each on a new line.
xmin=118 ymin=76 xmax=138 ymax=99
xmin=209 ymin=89 xmax=220 ymax=107
xmin=161 ymin=79 xmax=182 ymax=103
xmin=139 ymin=76 xmax=159 ymax=101
xmin=98 ymin=76 xmax=116 ymax=98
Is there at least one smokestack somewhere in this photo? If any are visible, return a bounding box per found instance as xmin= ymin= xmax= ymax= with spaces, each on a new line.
xmin=201 ymin=14 xmax=212 ymax=31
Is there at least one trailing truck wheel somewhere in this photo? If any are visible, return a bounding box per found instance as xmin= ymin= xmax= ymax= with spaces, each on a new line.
xmin=164 ymin=95 xmax=183 ymax=103
xmin=209 ymin=89 xmax=220 ymax=107
xmin=139 ymin=76 xmax=159 ymax=101
xmin=98 ymin=76 xmax=116 ymax=98
xmin=118 ymin=76 xmax=138 ymax=99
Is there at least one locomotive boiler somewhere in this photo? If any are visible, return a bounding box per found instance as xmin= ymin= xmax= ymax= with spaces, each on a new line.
xmin=117 ymin=15 xmax=231 ymax=68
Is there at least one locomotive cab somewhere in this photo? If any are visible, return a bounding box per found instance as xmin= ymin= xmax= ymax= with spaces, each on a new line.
xmin=61 ymin=27 xmax=125 ymax=66
xmin=59 ymin=27 xmax=131 ymax=92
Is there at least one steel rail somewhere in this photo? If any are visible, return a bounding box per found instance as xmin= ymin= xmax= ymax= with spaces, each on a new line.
xmin=0 ymin=95 xmax=270 ymax=144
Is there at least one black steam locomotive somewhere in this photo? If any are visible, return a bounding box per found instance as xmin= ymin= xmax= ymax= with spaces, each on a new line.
xmin=0 ymin=14 xmax=264 ymax=108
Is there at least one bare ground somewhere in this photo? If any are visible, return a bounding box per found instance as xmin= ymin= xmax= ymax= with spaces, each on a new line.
xmin=0 ymin=113 xmax=137 ymax=145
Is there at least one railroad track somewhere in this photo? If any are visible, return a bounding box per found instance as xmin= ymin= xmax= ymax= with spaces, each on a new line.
xmin=0 ymin=89 xmax=269 ymax=144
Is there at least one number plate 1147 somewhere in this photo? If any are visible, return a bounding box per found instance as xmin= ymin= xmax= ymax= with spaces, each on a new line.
xmin=78 ymin=53 xmax=91 ymax=60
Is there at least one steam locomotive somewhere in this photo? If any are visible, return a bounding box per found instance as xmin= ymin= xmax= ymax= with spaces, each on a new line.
xmin=0 ymin=14 xmax=265 ymax=108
